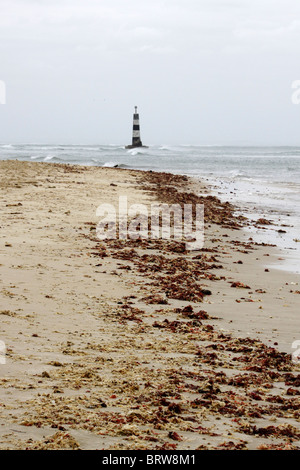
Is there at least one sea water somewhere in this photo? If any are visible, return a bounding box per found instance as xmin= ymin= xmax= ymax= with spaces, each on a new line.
xmin=0 ymin=143 xmax=299 ymax=273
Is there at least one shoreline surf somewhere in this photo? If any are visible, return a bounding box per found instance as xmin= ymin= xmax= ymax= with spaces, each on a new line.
xmin=0 ymin=143 xmax=299 ymax=274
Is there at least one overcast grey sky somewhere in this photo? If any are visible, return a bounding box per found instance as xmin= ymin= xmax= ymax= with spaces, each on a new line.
xmin=1 ymin=0 xmax=300 ymax=145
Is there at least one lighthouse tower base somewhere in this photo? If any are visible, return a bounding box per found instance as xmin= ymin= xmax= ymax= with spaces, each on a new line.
xmin=125 ymin=143 xmax=149 ymax=149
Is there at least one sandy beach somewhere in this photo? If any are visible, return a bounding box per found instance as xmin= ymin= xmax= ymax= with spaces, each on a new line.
xmin=0 ymin=160 xmax=299 ymax=450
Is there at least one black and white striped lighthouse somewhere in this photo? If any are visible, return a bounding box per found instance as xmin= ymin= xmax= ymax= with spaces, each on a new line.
xmin=126 ymin=106 xmax=148 ymax=149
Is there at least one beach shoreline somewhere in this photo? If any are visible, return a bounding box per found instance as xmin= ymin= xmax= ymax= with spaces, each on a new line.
xmin=0 ymin=160 xmax=299 ymax=450
xmin=191 ymin=173 xmax=300 ymax=275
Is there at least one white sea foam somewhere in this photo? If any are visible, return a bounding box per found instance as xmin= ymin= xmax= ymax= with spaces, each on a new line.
xmin=228 ymin=169 xmax=245 ymax=178
xmin=103 ymin=161 xmax=118 ymax=167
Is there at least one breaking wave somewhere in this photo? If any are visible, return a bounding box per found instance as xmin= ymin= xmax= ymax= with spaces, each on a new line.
xmin=102 ymin=161 xmax=129 ymax=168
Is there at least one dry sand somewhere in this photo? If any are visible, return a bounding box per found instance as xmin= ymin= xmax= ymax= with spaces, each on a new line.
xmin=0 ymin=160 xmax=299 ymax=450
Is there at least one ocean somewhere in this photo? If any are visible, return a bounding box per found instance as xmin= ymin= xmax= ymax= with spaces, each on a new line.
xmin=1 ymin=143 xmax=299 ymax=274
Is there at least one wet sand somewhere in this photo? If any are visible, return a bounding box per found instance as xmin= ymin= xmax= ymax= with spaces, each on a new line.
xmin=0 ymin=160 xmax=299 ymax=450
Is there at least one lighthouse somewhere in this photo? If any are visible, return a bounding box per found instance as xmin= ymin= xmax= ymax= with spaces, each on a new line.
xmin=125 ymin=106 xmax=148 ymax=149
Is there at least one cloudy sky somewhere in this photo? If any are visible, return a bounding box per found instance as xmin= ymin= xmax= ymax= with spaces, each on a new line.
xmin=1 ymin=0 xmax=300 ymax=145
